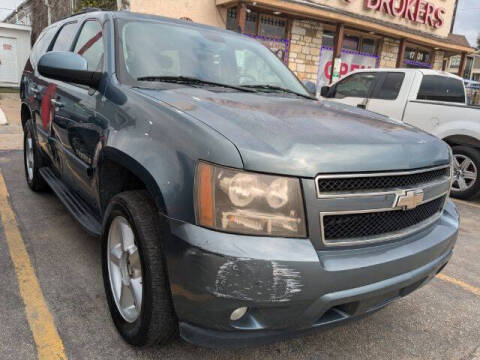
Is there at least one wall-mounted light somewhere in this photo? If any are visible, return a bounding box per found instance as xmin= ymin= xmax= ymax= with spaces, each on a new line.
xmin=273 ymin=11 xmax=282 ymax=15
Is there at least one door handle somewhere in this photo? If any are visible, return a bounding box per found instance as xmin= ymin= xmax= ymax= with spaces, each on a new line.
xmin=50 ymin=99 xmax=64 ymax=108
xmin=30 ymin=84 xmax=40 ymax=95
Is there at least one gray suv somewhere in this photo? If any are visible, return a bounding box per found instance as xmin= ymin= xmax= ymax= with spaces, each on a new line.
xmin=20 ymin=10 xmax=458 ymax=348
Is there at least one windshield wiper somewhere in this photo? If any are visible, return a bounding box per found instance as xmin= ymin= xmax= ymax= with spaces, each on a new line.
xmin=136 ymin=76 xmax=256 ymax=93
xmin=241 ymin=84 xmax=315 ymax=99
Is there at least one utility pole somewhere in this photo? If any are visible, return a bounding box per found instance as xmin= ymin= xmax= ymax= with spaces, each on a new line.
xmin=450 ymin=0 xmax=458 ymax=33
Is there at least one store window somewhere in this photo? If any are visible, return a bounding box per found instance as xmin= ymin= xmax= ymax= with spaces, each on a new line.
xmin=404 ymin=46 xmax=432 ymax=68
xmin=259 ymin=15 xmax=286 ymax=38
xmin=245 ymin=12 xmax=258 ymax=35
xmin=225 ymin=8 xmax=288 ymax=63
xmin=322 ymin=30 xmax=335 ymax=48
xmin=226 ymin=7 xmax=238 ymax=31
xmin=343 ymin=35 xmax=359 ymax=51
xmin=226 ymin=8 xmax=286 ymax=39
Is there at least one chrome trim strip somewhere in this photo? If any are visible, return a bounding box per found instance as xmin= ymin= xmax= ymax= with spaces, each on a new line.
xmin=319 ymin=192 xmax=447 ymax=247
xmin=315 ymin=165 xmax=451 ymax=199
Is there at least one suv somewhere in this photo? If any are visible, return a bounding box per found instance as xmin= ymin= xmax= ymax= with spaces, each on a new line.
xmin=21 ymin=11 xmax=459 ymax=348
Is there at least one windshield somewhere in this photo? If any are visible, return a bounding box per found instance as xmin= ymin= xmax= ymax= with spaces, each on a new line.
xmin=116 ymin=19 xmax=309 ymax=96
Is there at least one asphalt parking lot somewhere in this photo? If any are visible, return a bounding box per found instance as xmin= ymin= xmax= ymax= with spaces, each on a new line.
xmin=0 ymin=94 xmax=479 ymax=359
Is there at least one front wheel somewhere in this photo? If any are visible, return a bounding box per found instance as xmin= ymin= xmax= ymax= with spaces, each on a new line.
xmin=450 ymin=146 xmax=480 ymax=200
xmin=23 ymin=120 xmax=48 ymax=191
xmin=102 ymin=190 xmax=177 ymax=347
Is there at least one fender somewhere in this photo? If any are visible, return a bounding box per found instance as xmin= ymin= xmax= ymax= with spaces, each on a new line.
xmin=97 ymin=86 xmax=244 ymax=224
xmin=100 ymin=146 xmax=167 ymax=215
xmin=433 ymin=121 xmax=480 ymax=148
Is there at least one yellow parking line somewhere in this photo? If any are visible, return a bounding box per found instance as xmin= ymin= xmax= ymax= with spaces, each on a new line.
xmin=0 ymin=171 xmax=67 ymax=360
xmin=436 ymin=273 xmax=480 ymax=297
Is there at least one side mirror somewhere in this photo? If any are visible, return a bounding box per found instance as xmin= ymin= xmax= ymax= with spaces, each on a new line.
xmin=320 ymin=86 xmax=331 ymax=97
xmin=302 ymin=80 xmax=316 ymax=95
xmin=38 ymin=51 xmax=101 ymax=89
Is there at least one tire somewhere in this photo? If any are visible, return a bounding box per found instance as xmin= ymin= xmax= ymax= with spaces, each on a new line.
xmin=23 ymin=120 xmax=48 ymax=191
xmin=102 ymin=190 xmax=177 ymax=347
xmin=450 ymin=146 xmax=480 ymax=200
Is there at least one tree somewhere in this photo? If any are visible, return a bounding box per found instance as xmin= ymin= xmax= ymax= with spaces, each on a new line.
xmin=77 ymin=0 xmax=117 ymax=11
xmin=477 ymin=33 xmax=480 ymax=50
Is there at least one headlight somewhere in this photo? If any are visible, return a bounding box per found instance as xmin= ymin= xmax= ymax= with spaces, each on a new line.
xmin=195 ymin=161 xmax=306 ymax=237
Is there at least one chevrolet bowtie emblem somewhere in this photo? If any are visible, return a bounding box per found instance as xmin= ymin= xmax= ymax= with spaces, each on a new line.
xmin=395 ymin=189 xmax=424 ymax=210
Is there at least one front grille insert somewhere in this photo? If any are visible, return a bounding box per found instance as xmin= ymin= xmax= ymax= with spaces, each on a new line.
xmin=317 ymin=166 xmax=450 ymax=195
xmin=322 ymin=196 xmax=446 ymax=244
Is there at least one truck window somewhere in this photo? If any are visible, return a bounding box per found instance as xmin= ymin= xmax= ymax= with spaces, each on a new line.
xmin=73 ymin=21 xmax=104 ymax=71
xmin=417 ymin=75 xmax=465 ymax=103
xmin=372 ymin=72 xmax=405 ymax=100
xmin=50 ymin=22 xmax=77 ymax=52
xmin=334 ymin=73 xmax=376 ymax=98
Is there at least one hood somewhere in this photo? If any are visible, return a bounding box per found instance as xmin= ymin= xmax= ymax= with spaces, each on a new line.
xmin=135 ymin=87 xmax=450 ymax=177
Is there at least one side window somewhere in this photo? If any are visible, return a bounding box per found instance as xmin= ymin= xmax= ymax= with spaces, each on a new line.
xmin=73 ymin=20 xmax=105 ymax=71
xmin=334 ymin=72 xmax=377 ymax=98
xmin=417 ymin=75 xmax=466 ymax=103
xmin=30 ymin=26 xmax=57 ymax=67
xmin=372 ymin=72 xmax=405 ymax=100
xmin=51 ymin=22 xmax=77 ymax=51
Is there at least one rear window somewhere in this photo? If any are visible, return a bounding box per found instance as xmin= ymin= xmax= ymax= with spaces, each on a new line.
xmin=372 ymin=72 xmax=405 ymax=100
xmin=51 ymin=22 xmax=77 ymax=52
xmin=417 ymin=75 xmax=465 ymax=103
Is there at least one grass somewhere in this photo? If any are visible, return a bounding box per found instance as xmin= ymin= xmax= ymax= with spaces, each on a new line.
xmin=0 ymin=88 xmax=19 ymax=93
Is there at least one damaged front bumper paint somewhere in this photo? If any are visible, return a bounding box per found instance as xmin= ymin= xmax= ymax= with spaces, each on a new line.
xmin=164 ymin=200 xmax=459 ymax=348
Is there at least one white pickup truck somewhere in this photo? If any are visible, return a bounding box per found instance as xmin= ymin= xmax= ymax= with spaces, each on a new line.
xmin=319 ymin=68 xmax=480 ymax=200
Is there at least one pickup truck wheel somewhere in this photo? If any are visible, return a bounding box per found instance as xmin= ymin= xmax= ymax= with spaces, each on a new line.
xmin=102 ymin=190 xmax=177 ymax=347
xmin=451 ymin=146 xmax=480 ymax=200
xmin=23 ymin=120 xmax=48 ymax=191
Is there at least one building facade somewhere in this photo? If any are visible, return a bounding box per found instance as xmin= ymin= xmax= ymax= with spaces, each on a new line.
xmin=130 ymin=0 xmax=474 ymax=87
xmin=447 ymin=52 xmax=480 ymax=81
xmin=0 ymin=23 xmax=31 ymax=87
xmin=3 ymin=0 xmax=34 ymax=26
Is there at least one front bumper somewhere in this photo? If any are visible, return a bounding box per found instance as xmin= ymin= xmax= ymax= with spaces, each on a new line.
xmin=164 ymin=200 xmax=459 ymax=348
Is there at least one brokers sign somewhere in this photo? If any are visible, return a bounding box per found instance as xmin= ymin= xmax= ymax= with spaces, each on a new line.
xmin=364 ymin=0 xmax=446 ymax=28
xmin=316 ymin=47 xmax=378 ymax=87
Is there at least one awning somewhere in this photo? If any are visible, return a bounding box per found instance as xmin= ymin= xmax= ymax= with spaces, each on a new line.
xmin=217 ymin=0 xmax=475 ymax=54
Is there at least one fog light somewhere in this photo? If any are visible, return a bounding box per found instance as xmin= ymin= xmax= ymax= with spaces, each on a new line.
xmin=230 ymin=307 xmax=248 ymax=321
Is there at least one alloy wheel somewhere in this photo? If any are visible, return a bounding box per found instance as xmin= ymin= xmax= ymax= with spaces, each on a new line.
xmin=107 ymin=216 xmax=143 ymax=323
xmin=452 ymin=154 xmax=478 ymax=192
xmin=25 ymin=134 xmax=34 ymax=181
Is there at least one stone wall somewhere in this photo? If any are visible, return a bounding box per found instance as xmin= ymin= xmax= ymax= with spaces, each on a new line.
xmin=379 ymin=37 xmax=400 ymax=68
xmin=287 ymin=19 xmax=323 ymax=83
xmin=431 ymin=50 xmax=445 ymax=70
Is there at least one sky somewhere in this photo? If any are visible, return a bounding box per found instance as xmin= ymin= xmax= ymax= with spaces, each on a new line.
xmin=0 ymin=0 xmax=23 ymax=22
xmin=454 ymin=0 xmax=479 ymax=48
xmin=0 ymin=0 xmax=478 ymax=47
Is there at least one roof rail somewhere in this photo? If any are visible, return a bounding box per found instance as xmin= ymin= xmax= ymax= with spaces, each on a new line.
xmin=60 ymin=7 xmax=104 ymax=21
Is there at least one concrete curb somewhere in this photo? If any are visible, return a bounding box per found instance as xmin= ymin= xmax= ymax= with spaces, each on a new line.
xmin=0 ymin=107 xmax=7 ymax=125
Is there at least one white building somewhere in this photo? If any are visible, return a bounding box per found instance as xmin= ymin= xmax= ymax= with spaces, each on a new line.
xmin=0 ymin=22 xmax=31 ymax=87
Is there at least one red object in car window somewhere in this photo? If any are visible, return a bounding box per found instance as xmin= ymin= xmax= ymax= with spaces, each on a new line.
xmin=40 ymin=84 xmax=57 ymax=131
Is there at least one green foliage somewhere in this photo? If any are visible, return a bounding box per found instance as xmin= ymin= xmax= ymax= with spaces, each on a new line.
xmin=77 ymin=0 xmax=117 ymax=11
